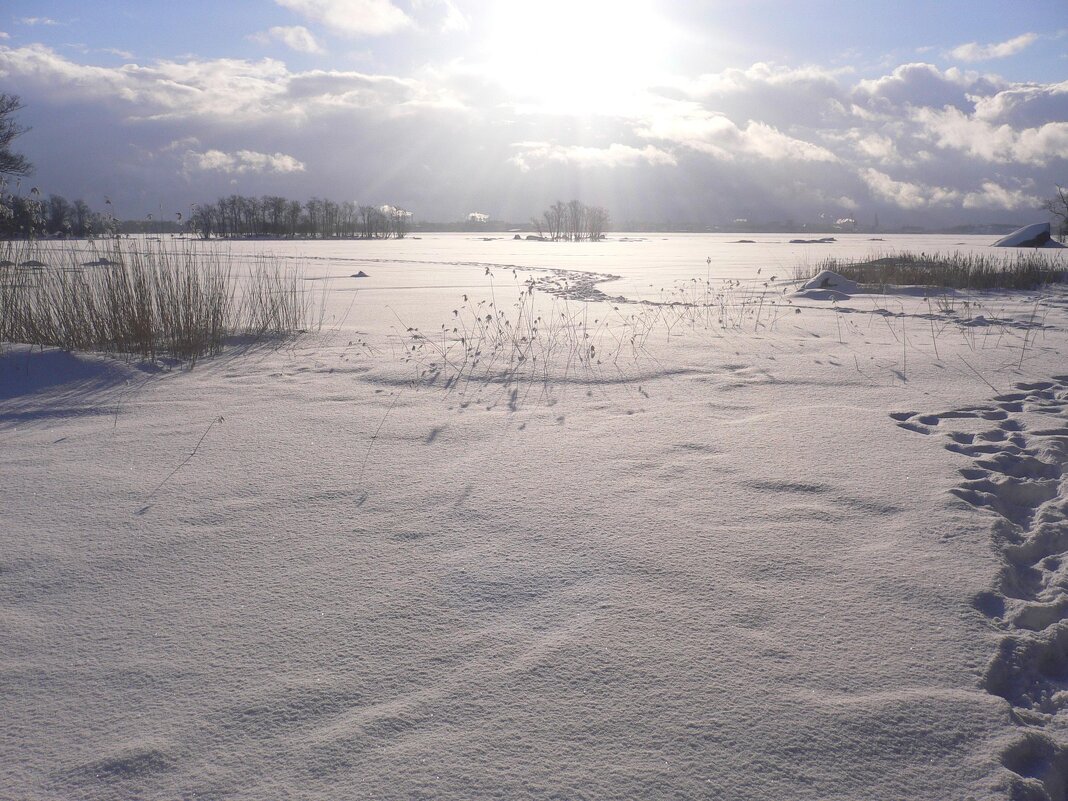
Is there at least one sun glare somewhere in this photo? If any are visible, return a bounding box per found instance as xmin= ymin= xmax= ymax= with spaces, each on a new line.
xmin=482 ymin=1 xmax=675 ymax=115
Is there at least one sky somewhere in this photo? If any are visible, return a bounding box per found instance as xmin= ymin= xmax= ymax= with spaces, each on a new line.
xmin=0 ymin=0 xmax=1066 ymax=227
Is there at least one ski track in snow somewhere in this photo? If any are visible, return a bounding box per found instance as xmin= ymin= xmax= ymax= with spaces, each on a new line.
xmin=895 ymin=377 xmax=1068 ymax=798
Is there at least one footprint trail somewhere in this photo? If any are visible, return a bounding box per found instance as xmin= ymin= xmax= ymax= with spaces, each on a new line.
xmin=895 ymin=376 xmax=1068 ymax=798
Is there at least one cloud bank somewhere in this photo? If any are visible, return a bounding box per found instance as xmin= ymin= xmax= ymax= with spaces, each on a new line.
xmin=1 ymin=40 xmax=1063 ymax=226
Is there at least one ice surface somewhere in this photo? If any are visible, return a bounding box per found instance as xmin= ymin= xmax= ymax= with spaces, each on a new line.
xmin=2 ymin=233 xmax=1068 ymax=799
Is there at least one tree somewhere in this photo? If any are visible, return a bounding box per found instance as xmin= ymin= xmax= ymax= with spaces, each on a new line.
xmin=586 ymin=205 xmax=609 ymax=240
xmin=535 ymin=200 xmax=609 ymax=241
xmin=0 ymin=94 xmax=33 ymax=179
xmin=1044 ymin=185 xmax=1068 ymax=243
xmin=72 ymin=199 xmax=91 ymax=237
xmin=46 ymin=194 xmax=71 ymax=235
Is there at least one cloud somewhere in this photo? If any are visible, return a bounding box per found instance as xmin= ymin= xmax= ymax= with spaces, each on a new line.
xmin=668 ymin=62 xmax=849 ymax=128
xmin=636 ymin=103 xmax=838 ymax=163
xmin=285 ymin=69 xmax=416 ymax=105
xmin=949 ymin=33 xmax=1038 ymax=62
xmin=0 ymin=44 xmax=292 ymax=119
xmin=250 ymin=26 xmax=323 ymax=54
xmin=860 ymin=168 xmax=960 ymax=209
xmin=0 ymin=44 xmax=428 ymax=120
xmin=411 ymin=0 xmax=468 ymax=33
xmin=509 ymin=142 xmax=677 ymax=172
xmin=3 ymin=39 xmax=1065 ymax=227
xmin=274 ymin=0 xmax=411 ymax=37
xmin=962 ymin=181 xmax=1037 ymax=210
xmin=848 ymin=133 xmax=903 ymax=165
xmin=973 ymin=80 xmax=1068 ymax=127
xmin=0 ymin=32 xmax=9 ymax=41
xmin=17 ymin=17 xmax=60 ymax=26
xmin=853 ymin=62 xmax=1003 ymax=113
xmin=743 ymin=122 xmax=838 ymax=162
xmin=913 ymin=106 xmax=1068 ymax=166
xmin=182 ymin=149 xmax=306 ymax=174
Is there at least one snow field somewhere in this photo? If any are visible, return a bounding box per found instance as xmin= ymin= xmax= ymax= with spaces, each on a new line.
xmin=2 ymin=234 xmax=1068 ymax=799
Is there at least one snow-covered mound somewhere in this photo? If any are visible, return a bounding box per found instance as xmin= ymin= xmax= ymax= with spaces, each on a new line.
xmin=992 ymin=222 xmax=1065 ymax=248
xmin=793 ymin=269 xmax=859 ymax=300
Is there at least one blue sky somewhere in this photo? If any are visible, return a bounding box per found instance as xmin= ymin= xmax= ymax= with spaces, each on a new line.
xmin=1 ymin=0 xmax=1065 ymax=226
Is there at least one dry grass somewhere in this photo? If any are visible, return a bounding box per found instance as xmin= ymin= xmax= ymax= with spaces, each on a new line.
xmin=800 ymin=251 xmax=1067 ymax=290
xmin=0 ymin=241 xmax=314 ymax=364
xmin=397 ymin=278 xmax=655 ymax=390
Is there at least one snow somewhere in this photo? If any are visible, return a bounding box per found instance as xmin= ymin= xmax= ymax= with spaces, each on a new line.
xmin=2 ymin=233 xmax=1068 ymax=800
xmin=992 ymin=223 xmax=1066 ymax=249
xmin=794 ymin=269 xmax=860 ymax=300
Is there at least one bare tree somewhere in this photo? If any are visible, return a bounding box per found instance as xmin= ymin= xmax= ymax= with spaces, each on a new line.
xmin=586 ymin=205 xmax=609 ymax=240
xmin=0 ymin=94 xmax=33 ymax=179
xmin=1045 ymin=185 xmax=1068 ymax=242
xmin=566 ymin=200 xmax=586 ymax=241
xmin=535 ymin=200 xmax=609 ymax=241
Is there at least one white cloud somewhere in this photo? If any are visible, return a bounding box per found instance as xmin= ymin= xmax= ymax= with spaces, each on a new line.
xmin=285 ymin=69 xmax=416 ymax=105
xmin=913 ymin=106 xmax=1068 ymax=166
xmin=182 ymin=149 xmax=306 ymax=174
xmin=0 ymin=44 xmax=432 ymax=120
xmin=949 ymin=33 xmax=1038 ymax=62
xmin=17 ymin=17 xmax=59 ymax=26
xmin=973 ymin=80 xmax=1068 ymax=127
xmin=667 ymin=62 xmax=849 ymax=129
xmin=743 ymin=122 xmax=838 ymax=162
xmin=250 ymin=26 xmax=323 ymax=54
xmin=274 ymin=0 xmax=411 ymax=37
xmin=411 ymin=0 xmax=468 ymax=32
xmin=684 ymin=62 xmax=850 ymax=104
xmin=962 ymin=181 xmax=1036 ymax=210
xmin=0 ymin=32 xmax=9 ymax=41
xmin=851 ymin=133 xmax=902 ymax=164
xmin=860 ymin=168 xmax=960 ymax=209
xmin=853 ymin=62 xmax=1003 ymax=113
xmin=510 ymin=142 xmax=677 ymax=172
xmin=636 ymin=103 xmax=837 ymax=163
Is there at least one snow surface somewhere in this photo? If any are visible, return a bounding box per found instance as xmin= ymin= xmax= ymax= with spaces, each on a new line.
xmin=992 ymin=223 xmax=1065 ymax=249
xmin=2 ymin=233 xmax=1068 ymax=800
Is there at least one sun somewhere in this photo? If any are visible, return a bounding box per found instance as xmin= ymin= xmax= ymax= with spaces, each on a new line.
xmin=481 ymin=1 xmax=676 ymax=115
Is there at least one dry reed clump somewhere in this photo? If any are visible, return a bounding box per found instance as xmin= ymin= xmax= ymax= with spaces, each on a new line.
xmin=639 ymin=272 xmax=789 ymax=332
xmin=802 ymin=251 xmax=1067 ymax=290
xmin=396 ymin=270 xmax=794 ymax=396
xmin=0 ymin=241 xmax=313 ymax=364
xmin=396 ymin=276 xmax=660 ymax=390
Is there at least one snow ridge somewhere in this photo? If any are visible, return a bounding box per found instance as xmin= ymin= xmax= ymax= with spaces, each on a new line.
xmin=894 ymin=378 xmax=1068 ymax=799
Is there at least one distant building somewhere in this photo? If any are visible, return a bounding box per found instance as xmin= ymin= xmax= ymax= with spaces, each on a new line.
xmin=467 ymin=212 xmax=489 ymax=223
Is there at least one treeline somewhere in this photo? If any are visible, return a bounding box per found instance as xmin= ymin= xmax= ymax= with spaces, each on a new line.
xmin=0 ymin=188 xmax=414 ymax=241
xmin=189 ymin=195 xmax=411 ymax=239
xmin=0 ymin=187 xmax=118 ymax=239
xmin=531 ymin=200 xmax=609 ymax=241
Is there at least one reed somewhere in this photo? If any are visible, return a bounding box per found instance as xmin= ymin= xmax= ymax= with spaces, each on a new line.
xmin=803 ymin=251 xmax=1067 ymax=290
xmin=0 ymin=241 xmax=314 ymax=364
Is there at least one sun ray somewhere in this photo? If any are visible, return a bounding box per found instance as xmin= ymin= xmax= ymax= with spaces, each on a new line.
xmin=480 ymin=1 xmax=677 ymax=115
